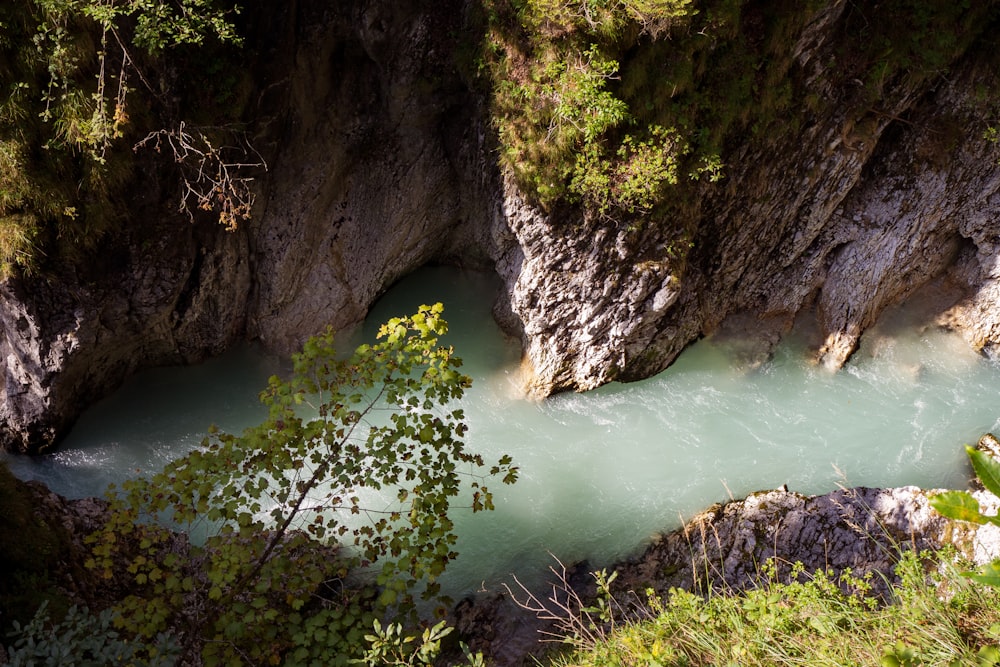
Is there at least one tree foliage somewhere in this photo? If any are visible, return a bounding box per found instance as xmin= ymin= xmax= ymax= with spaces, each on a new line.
xmin=0 ymin=0 xmax=251 ymax=277
xmin=86 ymin=304 xmax=517 ymax=665
xmin=30 ymin=0 xmax=240 ymax=158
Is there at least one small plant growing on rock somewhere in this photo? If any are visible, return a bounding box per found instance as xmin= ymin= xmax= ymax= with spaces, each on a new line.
xmin=930 ymin=442 xmax=1000 ymax=587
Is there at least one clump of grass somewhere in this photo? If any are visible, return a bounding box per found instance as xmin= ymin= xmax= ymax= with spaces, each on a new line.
xmin=0 ymin=213 xmax=43 ymax=278
xmin=481 ymin=0 xmax=702 ymax=219
xmin=551 ymin=550 xmax=1000 ymax=667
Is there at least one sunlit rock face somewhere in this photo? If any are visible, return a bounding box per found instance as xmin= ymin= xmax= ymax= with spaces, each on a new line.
xmin=496 ymin=2 xmax=1000 ymax=396
xmin=454 ymin=484 xmax=1000 ymax=666
xmin=494 ymin=175 xmax=684 ymax=397
xmin=616 ymin=486 xmax=990 ymax=597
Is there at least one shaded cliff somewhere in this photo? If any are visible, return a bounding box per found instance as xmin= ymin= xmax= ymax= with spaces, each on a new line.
xmin=0 ymin=220 xmax=250 ymax=452
xmin=243 ymin=0 xmax=497 ymax=352
xmin=0 ymin=0 xmax=495 ymax=453
xmin=3 ymin=0 xmax=1000 ymax=452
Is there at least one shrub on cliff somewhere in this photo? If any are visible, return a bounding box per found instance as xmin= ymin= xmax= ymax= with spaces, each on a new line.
xmin=85 ymin=304 xmax=517 ymax=665
xmin=0 ymin=0 xmax=256 ymax=278
xmin=483 ymin=0 xmax=701 ymax=217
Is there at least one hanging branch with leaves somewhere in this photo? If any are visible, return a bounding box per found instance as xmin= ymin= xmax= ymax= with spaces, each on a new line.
xmin=86 ymin=304 xmax=518 ymax=665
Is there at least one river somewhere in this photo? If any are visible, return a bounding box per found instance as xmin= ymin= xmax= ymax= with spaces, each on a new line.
xmin=5 ymin=266 xmax=998 ymax=597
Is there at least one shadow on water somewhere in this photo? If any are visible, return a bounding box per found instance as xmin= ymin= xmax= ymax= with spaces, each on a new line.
xmin=2 ymin=344 xmax=284 ymax=499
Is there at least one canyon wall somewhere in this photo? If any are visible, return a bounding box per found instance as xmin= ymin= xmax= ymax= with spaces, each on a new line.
xmin=500 ymin=0 xmax=1000 ymax=395
xmin=0 ymin=221 xmax=250 ymax=453
xmin=0 ymin=0 xmax=495 ymax=453
xmin=2 ymin=0 xmax=1000 ymax=452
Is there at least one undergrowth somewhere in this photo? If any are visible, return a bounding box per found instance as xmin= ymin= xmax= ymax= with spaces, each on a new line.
xmin=0 ymin=0 xmax=248 ymax=279
xmin=552 ymin=551 xmax=1000 ymax=667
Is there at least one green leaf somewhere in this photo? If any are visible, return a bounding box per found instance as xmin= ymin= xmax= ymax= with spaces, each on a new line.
xmin=978 ymin=645 xmax=1000 ymax=666
xmin=969 ymin=445 xmax=1000 ymax=498
xmin=963 ymin=560 xmax=1000 ymax=588
xmin=929 ymin=490 xmax=987 ymax=524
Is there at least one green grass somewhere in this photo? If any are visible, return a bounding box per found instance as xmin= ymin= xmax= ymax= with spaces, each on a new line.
xmin=481 ymin=0 xmax=998 ymax=237
xmin=546 ymin=551 xmax=1000 ymax=667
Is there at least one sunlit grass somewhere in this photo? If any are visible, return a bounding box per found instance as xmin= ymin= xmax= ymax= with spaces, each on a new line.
xmin=552 ymin=551 xmax=1000 ymax=667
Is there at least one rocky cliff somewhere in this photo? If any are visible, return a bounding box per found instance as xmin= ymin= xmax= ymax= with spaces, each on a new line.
xmin=0 ymin=0 xmax=495 ymax=453
xmin=2 ymin=0 xmax=1000 ymax=452
xmin=498 ymin=0 xmax=1000 ymax=395
xmin=0 ymin=220 xmax=250 ymax=453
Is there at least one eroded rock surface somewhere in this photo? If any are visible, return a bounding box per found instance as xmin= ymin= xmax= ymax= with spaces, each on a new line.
xmin=0 ymin=223 xmax=249 ymax=453
xmin=617 ymin=486 xmax=1000 ymax=597
xmin=1 ymin=0 xmax=495 ymax=452
xmin=499 ymin=2 xmax=1000 ymax=394
xmin=245 ymin=0 xmax=496 ymax=354
xmin=3 ymin=1 xmax=1000 ymax=450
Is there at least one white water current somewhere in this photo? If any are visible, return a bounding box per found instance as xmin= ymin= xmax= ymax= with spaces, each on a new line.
xmin=6 ymin=266 xmax=1000 ymax=597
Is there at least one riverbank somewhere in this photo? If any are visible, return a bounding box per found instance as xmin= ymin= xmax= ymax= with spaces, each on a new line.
xmin=6 ymin=460 xmax=1000 ymax=666
xmin=451 ymin=476 xmax=1000 ymax=664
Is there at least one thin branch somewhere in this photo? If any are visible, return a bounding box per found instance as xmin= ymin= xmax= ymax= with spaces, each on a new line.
xmin=134 ymin=122 xmax=267 ymax=230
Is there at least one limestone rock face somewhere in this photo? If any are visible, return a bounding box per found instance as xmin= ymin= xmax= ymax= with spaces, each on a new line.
xmin=616 ymin=486 xmax=1000 ymax=597
xmin=454 ymin=484 xmax=1000 ymax=666
xmin=0 ymin=224 xmax=249 ymax=453
xmin=244 ymin=0 xmax=495 ymax=354
xmin=498 ymin=2 xmax=1000 ymax=393
xmin=496 ymin=177 xmax=683 ymax=395
xmin=4 ymin=0 xmax=1000 ymax=450
xmin=0 ymin=0 xmax=494 ymax=453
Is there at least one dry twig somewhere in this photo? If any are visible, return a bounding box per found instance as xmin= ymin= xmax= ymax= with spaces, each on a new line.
xmin=135 ymin=122 xmax=267 ymax=230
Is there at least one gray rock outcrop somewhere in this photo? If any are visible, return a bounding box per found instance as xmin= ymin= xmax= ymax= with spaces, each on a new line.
xmin=0 ymin=223 xmax=249 ymax=453
xmin=617 ymin=486 xmax=1000 ymax=597
xmin=244 ymin=0 xmax=497 ymax=354
xmin=1 ymin=0 xmax=495 ymax=453
xmin=498 ymin=1 xmax=1000 ymax=395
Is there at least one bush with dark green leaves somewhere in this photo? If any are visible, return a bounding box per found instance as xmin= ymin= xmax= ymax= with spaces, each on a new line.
xmin=5 ymin=602 xmax=178 ymax=667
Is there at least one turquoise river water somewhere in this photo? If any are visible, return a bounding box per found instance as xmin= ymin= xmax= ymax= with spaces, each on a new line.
xmin=6 ymin=267 xmax=1000 ymax=597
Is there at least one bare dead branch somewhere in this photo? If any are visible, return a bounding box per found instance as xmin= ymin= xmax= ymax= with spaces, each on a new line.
xmin=502 ymin=553 xmax=639 ymax=650
xmin=134 ymin=122 xmax=267 ymax=230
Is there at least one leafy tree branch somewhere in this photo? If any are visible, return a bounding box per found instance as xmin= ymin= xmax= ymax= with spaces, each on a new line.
xmin=86 ymin=304 xmax=518 ymax=665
